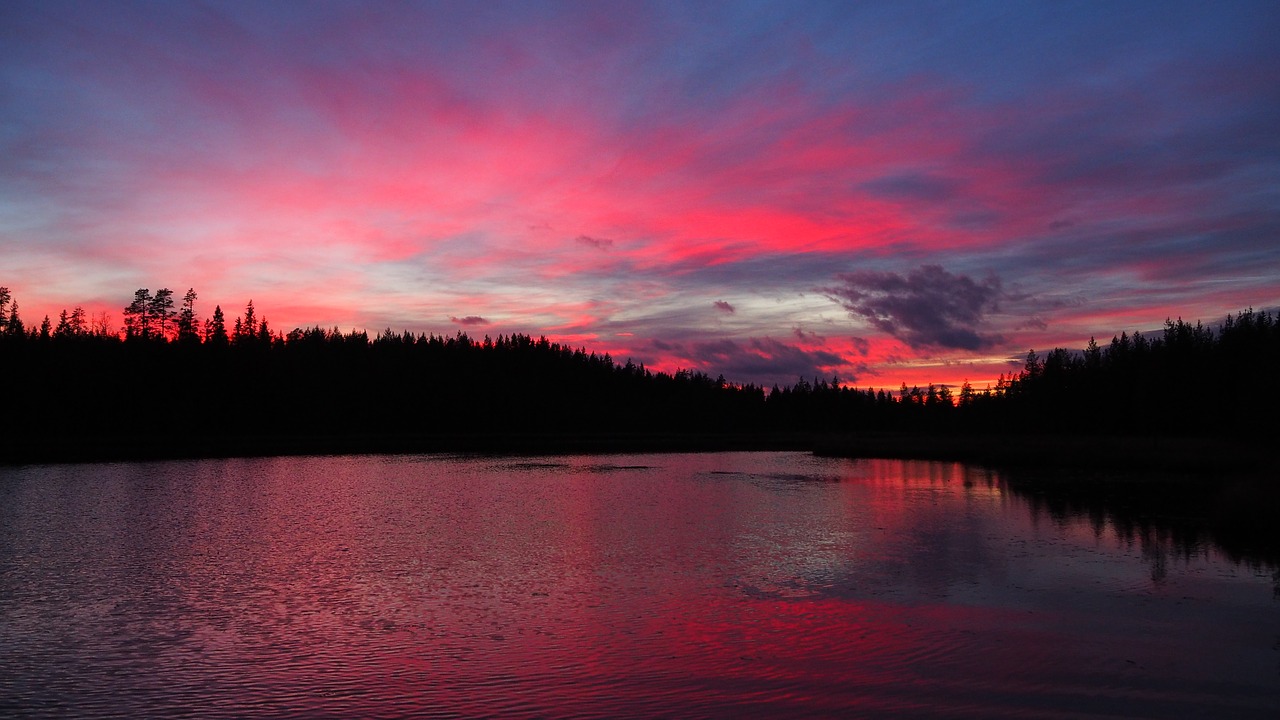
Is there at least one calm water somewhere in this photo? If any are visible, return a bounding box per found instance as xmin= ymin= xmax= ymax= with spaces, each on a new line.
xmin=1 ymin=452 xmax=1276 ymax=718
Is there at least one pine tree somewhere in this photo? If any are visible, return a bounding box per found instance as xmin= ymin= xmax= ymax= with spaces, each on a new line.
xmin=0 ymin=287 xmax=10 ymax=333
xmin=6 ymin=300 xmax=24 ymax=337
xmin=205 ymin=305 xmax=228 ymax=346
xmin=149 ymin=288 xmax=176 ymax=340
xmin=69 ymin=306 xmax=86 ymax=336
xmin=124 ymin=289 xmax=153 ymax=338
xmin=237 ymin=300 xmax=256 ymax=343
xmin=176 ymin=288 xmax=199 ymax=342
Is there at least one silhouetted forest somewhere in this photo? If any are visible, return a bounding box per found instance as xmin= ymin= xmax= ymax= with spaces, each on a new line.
xmin=1 ymin=286 xmax=1277 ymax=462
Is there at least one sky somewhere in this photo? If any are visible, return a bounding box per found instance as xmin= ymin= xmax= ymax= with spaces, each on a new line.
xmin=2 ymin=1 xmax=1278 ymax=389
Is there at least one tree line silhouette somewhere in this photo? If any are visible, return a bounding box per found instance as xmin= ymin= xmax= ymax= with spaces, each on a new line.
xmin=1 ymin=285 xmax=1276 ymax=460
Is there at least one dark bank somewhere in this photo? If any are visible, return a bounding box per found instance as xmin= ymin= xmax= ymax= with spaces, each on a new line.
xmin=2 ymin=288 xmax=1278 ymax=475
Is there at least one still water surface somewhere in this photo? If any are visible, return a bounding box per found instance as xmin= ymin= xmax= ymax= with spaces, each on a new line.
xmin=1 ymin=452 xmax=1276 ymax=718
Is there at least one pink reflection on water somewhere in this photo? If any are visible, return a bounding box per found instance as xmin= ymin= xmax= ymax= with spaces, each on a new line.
xmin=0 ymin=453 xmax=1276 ymax=718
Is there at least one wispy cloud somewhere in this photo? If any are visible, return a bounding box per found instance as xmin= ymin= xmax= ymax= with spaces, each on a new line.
xmin=689 ymin=337 xmax=851 ymax=386
xmin=575 ymin=235 xmax=614 ymax=250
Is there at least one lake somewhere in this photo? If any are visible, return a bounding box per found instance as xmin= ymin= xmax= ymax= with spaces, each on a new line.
xmin=1 ymin=451 xmax=1276 ymax=718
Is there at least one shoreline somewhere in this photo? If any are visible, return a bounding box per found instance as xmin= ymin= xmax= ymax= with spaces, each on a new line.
xmin=811 ymin=432 xmax=1273 ymax=476
xmin=2 ymin=431 xmax=1273 ymax=476
xmin=0 ymin=432 xmax=813 ymax=467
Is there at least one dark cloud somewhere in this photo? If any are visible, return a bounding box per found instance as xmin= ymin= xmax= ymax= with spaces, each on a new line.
xmin=849 ymin=336 xmax=871 ymax=356
xmin=693 ymin=339 xmax=740 ymax=356
xmin=650 ymin=338 xmax=679 ymax=352
xmin=947 ymin=210 xmax=1001 ymax=230
xmin=713 ymin=300 xmax=735 ymax=313
xmin=450 ymin=315 xmax=490 ymax=326
xmin=792 ymin=327 xmax=825 ymax=342
xmin=1018 ymin=316 xmax=1048 ymax=331
xmin=827 ymin=264 xmax=1004 ymax=350
xmin=575 ymin=235 xmax=614 ymax=250
xmin=690 ymin=337 xmax=852 ymax=385
xmin=860 ymin=172 xmax=962 ymax=203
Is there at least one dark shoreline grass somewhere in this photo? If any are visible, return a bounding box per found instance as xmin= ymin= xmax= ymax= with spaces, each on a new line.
xmin=0 ymin=432 xmax=813 ymax=466
xmin=2 ymin=430 xmax=1274 ymax=477
xmin=811 ymin=432 xmax=1276 ymax=477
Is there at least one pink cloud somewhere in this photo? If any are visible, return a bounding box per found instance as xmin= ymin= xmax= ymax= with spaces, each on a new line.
xmin=5 ymin=3 xmax=1277 ymax=390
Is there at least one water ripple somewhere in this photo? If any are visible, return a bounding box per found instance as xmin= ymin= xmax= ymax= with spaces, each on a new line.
xmin=1 ymin=453 xmax=1276 ymax=718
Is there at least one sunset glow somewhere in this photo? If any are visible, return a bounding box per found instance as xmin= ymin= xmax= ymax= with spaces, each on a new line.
xmin=2 ymin=1 xmax=1277 ymax=389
